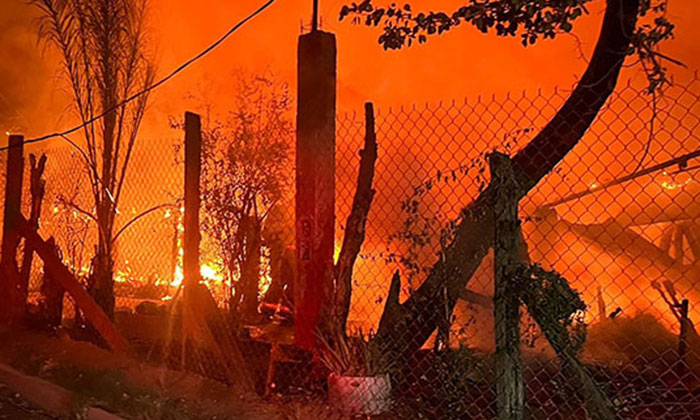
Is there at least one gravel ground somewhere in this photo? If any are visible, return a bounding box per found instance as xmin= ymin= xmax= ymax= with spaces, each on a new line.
xmin=0 ymin=382 xmax=58 ymax=420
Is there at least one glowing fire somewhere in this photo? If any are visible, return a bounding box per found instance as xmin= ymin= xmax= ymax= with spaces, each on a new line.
xmin=165 ymin=207 xmax=272 ymax=305
xmin=52 ymin=204 xmax=273 ymax=309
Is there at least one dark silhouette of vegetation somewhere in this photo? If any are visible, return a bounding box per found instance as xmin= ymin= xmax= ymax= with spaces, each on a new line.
xmin=198 ymin=72 xmax=293 ymax=320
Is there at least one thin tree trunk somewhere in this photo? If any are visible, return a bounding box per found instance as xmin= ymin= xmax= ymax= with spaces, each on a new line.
xmin=241 ymin=216 xmax=261 ymax=320
xmin=321 ymin=102 xmax=378 ymax=335
xmin=374 ymin=0 xmax=640 ymax=361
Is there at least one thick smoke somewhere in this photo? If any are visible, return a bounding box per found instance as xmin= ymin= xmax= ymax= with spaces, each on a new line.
xmin=0 ymin=1 xmax=58 ymax=141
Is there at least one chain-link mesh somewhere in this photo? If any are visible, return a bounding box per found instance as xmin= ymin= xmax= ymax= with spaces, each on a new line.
xmin=4 ymin=73 xmax=700 ymax=419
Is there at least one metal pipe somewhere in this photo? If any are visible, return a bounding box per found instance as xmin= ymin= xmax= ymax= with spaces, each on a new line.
xmin=543 ymin=148 xmax=700 ymax=208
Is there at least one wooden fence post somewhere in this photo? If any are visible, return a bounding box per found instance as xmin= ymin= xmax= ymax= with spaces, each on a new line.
xmin=0 ymin=134 xmax=25 ymax=325
xmin=490 ymin=152 xmax=524 ymax=420
xmin=677 ymin=299 xmax=689 ymax=377
xmin=183 ymin=112 xmax=202 ymax=303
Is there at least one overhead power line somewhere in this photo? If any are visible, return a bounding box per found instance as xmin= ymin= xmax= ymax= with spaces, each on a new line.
xmin=1 ymin=0 xmax=276 ymax=152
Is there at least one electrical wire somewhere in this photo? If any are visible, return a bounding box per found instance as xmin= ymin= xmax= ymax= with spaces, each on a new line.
xmin=1 ymin=0 xmax=276 ymax=152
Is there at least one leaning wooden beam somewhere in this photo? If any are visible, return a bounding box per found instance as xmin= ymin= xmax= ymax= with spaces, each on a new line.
xmin=323 ymin=102 xmax=378 ymax=334
xmin=18 ymin=217 xmax=128 ymax=353
xmin=491 ymin=152 xmax=524 ymax=420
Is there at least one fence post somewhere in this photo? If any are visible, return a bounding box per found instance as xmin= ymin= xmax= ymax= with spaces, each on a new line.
xmin=0 ymin=134 xmax=25 ymax=325
xmin=295 ymin=28 xmax=336 ymax=349
xmin=677 ymin=299 xmax=689 ymax=377
xmin=183 ymin=112 xmax=202 ymax=304
xmin=490 ymin=152 xmax=524 ymax=420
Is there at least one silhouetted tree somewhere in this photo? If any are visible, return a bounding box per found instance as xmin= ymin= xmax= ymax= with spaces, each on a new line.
xmin=199 ymin=72 xmax=292 ymax=320
xmin=33 ymin=0 xmax=155 ymax=319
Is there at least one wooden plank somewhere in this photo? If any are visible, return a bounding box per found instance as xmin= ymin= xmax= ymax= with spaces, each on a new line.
xmin=18 ymin=217 xmax=128 ymax=352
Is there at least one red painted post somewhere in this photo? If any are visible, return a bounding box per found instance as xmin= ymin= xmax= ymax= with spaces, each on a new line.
xmin=0 ymin=134 xmax=25 ymax=325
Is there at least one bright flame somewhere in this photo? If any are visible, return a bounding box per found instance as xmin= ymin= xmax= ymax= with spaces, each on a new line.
xmin=334 ymin=243 xmax=341 ymax=264
xmin=165 ymin=206 xmax=273 ymax=305
xmin=661 ymin=177 xmax=692 ymax=191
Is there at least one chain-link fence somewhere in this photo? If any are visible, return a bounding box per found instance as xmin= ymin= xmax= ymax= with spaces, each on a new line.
xmin=331 ymin=73 xmax=700 ymax=419
xmin=4 ymin=72 xmax=700 ymax=419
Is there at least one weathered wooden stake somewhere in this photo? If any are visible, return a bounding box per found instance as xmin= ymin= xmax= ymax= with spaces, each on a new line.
xmin=0 ymin=134 xmax=25 ymax=325
xmin=490 ymin=152 xmax=524 ymax=420
xmin=678 ymin=299 xmax=689 ymax=377
xmin=184 ymin=112 xmax=202 ymax=302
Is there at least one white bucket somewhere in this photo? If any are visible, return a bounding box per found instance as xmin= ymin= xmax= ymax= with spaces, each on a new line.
xmin=327 ymin=373 xmax=392 ymax=416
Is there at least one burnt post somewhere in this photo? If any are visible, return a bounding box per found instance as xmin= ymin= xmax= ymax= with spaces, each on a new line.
xmin=295 ymin=27 xmax=336 ymax=349
xmin=677 ymin=299 xmax=690 ymax=377
xmin=0 ymin=134 xmax=25 ymax=325
xmin=184 ymin=112 xmax=202 ymax=304
xmin=490 ymin=152 xmax=524 ymax=420
xmin=20 ymin=154 xmax=47 ymax=297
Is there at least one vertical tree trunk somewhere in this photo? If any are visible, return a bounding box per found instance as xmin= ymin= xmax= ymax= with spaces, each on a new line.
xmin=92 ymin=233 xmax=115 ymax=320
xmin=491 ymin=152 xmax=524 ymax=420
xmin=321 ymin=102 xmax=377 ymax=335
xmin=241 ymin=216 xmax=261 ymax=320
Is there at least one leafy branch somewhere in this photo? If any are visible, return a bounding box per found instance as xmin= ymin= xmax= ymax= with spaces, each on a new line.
xmin=340 ymin=0 xmax=682 ymax=93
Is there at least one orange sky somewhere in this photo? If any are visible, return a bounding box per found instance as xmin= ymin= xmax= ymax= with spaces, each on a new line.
xmin=1 ymin=0 xmax=699 ymax=141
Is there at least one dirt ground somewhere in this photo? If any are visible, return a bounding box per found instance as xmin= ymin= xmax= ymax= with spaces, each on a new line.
xmin=0 ymin=329 xmax=371 ymax=420
xmin=0 ymin=382 xmax=58 ymax=419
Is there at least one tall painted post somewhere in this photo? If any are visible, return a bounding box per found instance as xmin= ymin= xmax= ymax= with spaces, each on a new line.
xmin=295 ymin=23 xmax=336 ymax=349
xmin=184 ymin=112 xmax=202 ymax=304
xmin=0 ymin=134 xmax=25 ymax=325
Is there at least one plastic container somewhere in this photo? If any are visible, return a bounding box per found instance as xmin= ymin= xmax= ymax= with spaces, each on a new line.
xmin=327 ymin=372 xmax=392 ymax=416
